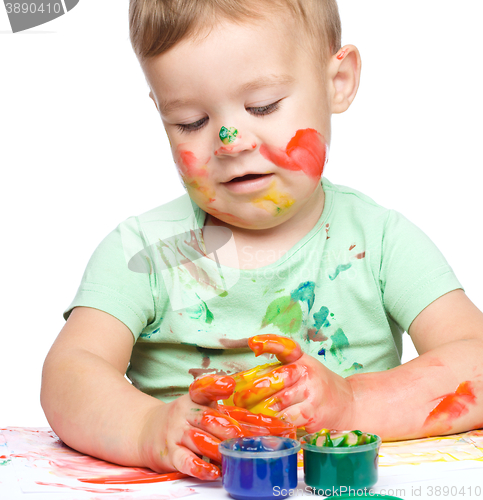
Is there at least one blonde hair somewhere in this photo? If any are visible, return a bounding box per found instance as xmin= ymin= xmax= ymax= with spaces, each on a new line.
xmin=129 ymin=0 xmax=341 ymax=61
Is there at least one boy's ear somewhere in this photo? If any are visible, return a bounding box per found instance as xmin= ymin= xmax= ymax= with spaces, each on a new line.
xmin=149 ymin=90 xmax=159 ymax=112
xmin=328 ymin=45 xmax=361 ymax=114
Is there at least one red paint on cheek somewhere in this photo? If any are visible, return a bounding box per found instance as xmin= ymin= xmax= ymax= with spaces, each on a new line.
xmin=260 ymin=129 xmax=327 ymax=179
xmin=424 ymin=381 xmax=477 ymax=427
xmin=177 ymin=150 xmax=210 ymax=178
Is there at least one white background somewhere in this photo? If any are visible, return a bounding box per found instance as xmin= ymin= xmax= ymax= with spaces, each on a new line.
xmin=1 ymin=1 xmax=482 ymax=427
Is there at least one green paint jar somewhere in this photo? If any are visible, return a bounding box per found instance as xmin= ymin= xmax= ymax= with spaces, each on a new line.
xmin=300 ymin=431 xmax=381 ymax=496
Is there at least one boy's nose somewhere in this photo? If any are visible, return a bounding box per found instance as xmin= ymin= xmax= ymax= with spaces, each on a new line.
xmin=215 ymin=125 xmax=257 ymax=157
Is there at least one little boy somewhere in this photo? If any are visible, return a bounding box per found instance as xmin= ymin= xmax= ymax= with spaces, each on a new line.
xmin=41 ymin=0 xmax=483 ymax=481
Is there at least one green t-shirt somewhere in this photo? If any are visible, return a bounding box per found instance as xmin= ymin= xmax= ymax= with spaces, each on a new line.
xmin=65 ymin=178 xmax=462 ymax=402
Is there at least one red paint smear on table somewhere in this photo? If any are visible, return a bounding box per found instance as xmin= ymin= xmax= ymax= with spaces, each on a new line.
xmin=424 ymin=381 xmax=477 ymax=427
xmin=79 ymin=471 xmax=188 ymax=484
xmin=36 ymin=481 xmax=134 ymax=492
xmin=260 ymin=129 xmax=327 ymax=179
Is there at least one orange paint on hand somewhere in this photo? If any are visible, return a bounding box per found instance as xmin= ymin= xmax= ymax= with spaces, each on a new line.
xmin=232 ymin=364 xmax=299 ymax=409
xmin=189 ymin=457 xmax=221 ymax=480
xmin=259 ymin=129 xmax=327 ymax=179
xmin=189 ymin=375 xmax=236 ymax=403
xmin=424 ymin=381 xmax=477 ymax=428
xmin=186 ymin=429 xmax=222 ymax=463
xmin=218 ymin=405 xmax=296 ymax=439
xmin=248 ymin=334 xmax=302 ymax=364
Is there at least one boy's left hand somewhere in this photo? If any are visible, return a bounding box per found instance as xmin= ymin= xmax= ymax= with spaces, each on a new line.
xmin=231 ymin=334 xmax=354 ymax=432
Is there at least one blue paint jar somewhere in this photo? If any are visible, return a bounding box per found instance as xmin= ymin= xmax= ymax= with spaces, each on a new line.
xmin=219 ymin=436 xmax=300 ymax=500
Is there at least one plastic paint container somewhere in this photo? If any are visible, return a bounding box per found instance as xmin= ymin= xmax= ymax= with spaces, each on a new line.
xmin=219 ymin=436 xmax=300 ymax=500
xmin=300 ymin=430 xmax=381 ymax=496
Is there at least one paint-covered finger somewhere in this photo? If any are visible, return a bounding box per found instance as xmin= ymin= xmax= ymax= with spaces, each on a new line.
xmin=171 ymin=446 xmax=221 ymax=481
xmin=257 ymin=382 xmax=308 ymax=413
xmin=219 ymin=405 xmax=296 ymax=439
xmin=183 ymin=428 xmax=222 ymax=463
xmin=193 ymin=408 xmax=246 ymax=439
xmin=248 ymin=334 xmax=303 ymax=364
xmin=233 ymin=364 xmax=302 ymax=409
xmin=189 ymin=374 xmax=236 ymax=405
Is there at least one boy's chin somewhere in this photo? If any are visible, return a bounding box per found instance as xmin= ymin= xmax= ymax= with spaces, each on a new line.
xmin=205 ymin=205 xmax=296 ymax=231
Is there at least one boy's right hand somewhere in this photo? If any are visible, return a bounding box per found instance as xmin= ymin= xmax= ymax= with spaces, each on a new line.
xmin=138 ymin=388 xmax=244 ymax=480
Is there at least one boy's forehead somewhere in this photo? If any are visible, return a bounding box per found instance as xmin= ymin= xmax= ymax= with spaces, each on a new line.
xmin=142 ymin=16 xmax=316 ymax=98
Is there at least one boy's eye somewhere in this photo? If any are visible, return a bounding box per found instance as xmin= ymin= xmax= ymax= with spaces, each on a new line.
xmin=247 ymin=100 xmax=281 ymax=117
xmin=176 ymin=117 xmax=208 ymax=133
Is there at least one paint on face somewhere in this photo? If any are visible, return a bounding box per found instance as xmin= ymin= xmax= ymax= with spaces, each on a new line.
xmin=260 ymin=129 xmax=328 ymax=179
xmin=251 ymin=181 xmax=295 ymax=215
xmin=219 ymin=126 xmax=238 ymax=145
xmin=424 ymin=381 xmax=477 ymax=429
xmin=329 ymin=328 xmax=350 ymax=362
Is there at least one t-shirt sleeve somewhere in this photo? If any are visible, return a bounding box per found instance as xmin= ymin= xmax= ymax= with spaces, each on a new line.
xmin=380 ymin=210 xmax=463 ymax=332
xmin=63 ymin=221 xmax=156 ymax=341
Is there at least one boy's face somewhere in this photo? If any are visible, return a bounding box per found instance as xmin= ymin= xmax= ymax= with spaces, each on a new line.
xmin=143 ymin=17 xmax=333 ymax=230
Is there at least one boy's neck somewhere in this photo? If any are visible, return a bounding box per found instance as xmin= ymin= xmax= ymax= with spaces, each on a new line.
xmin=203 ymin=184 xmax=325 ymax=270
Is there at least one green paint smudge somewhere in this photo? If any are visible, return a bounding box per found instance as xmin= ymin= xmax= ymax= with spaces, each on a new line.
xmin=313 ymin=306 xmax=330 ymax=330
xmin=186 ymin=298 xmax=214 ymax=324
xmin=261 ymin=296 xmax=302 ymax=334
xmin=329 ymin=328 xmax=350 ymax=362
xmin=0 ymin=459 xmax=11 ymax=466
xmin=343 ymin=362 xmax=364 ymax=375
xmin=291 ymin=281 xmax=316 ymax=311
xmin=329 ymin=263 xmax=352 ymax=281
xmin=219 ymin=126 xmax=238 ymax=144
xmin=218 ymin=291 xmax=229 ymax=297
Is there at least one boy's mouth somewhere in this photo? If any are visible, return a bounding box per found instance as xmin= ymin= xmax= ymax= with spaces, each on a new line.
xmin=225 ymin=173 xmax=272 ymax=183
xmin=222 ymin=173 xmax=274 ymax=194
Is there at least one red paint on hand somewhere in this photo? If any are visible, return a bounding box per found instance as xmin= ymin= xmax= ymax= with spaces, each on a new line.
xmin=218 ymin=405 xmax=296 ymax=439
xmin=186 ymin=429 xmax=222 ymax=463
xmin=189 ymin=457 xmax=221 ymax=480
xmin=259 ymin=129 xmax=327 ymax=179
xmin=424 ymin=381 xmax=477 ymax=428
xmin=233 ymin=364 xmax=301 ymax=408
xmin=248 ymin=334 xmax=303 ymax=364
xmin=189 ymin=375 xmax=236 ymax=404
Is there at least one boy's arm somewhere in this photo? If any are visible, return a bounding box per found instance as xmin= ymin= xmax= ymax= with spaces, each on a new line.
xmin=347 ymin=289 xmax=483 ymax=439
xmin=41 ymin=306 xmax=163 ymax=466
xmin=41 ymin=307 xmax=240 ymax=478
xmin=232 ymin=290 xmax=483 ymax=439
